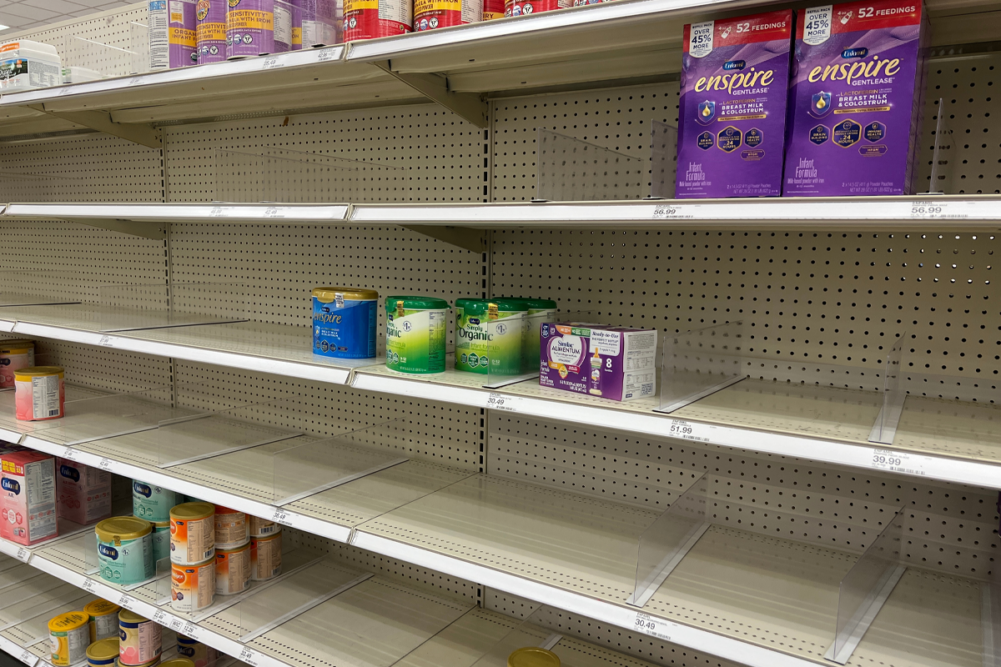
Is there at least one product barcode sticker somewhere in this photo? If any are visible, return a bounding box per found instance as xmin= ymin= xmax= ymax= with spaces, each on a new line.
xmin=14 ymin=547 xmax=29 ymax=563
xmin=871 ymin=448 xmax=928 ymax=476
xmin=634 ymin=612 xmax=673 ymax=642
xmin=485 ymin=393 xmax=518 ymax=412
xmin=667 ymin=419 xmax=714 ymax=443
xmin=98 ymin=335 xmax=114 ymax=347
xmin=652 ymin=204 xmax=695 ymax=220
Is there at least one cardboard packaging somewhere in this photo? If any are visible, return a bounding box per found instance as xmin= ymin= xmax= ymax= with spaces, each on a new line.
xmin=1 ymin=449 xmax=57 ymax=546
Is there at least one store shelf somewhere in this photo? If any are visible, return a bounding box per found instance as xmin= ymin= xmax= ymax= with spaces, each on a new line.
xmin=3 ymin=204 xmax=350 ymax=225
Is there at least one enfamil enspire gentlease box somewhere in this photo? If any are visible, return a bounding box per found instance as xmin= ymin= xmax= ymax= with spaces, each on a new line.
xmin=676 ymin=10 xmax=794 ymax=198
xmin=783 ymin=0 xmax=929 ymax=196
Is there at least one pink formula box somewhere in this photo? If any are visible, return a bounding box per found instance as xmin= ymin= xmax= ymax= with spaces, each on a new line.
xmin=56 ymin=458 xmax=112 ymax=526
xmin=1 ymin=449 xmax=57 ymax=546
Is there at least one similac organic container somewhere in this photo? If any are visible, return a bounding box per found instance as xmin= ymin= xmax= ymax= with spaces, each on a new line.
xmin=177 ymin=635 xmax=218 ymax=667
xmin=132 ymin=481 xmax=177 ymax=523
xmin=171 ymin=557 xmax=215 ymax=612
xmin=250 ymin=529 xmax=282 ymax=581
xmin=84 ymin=599 xmax=121 ymax=642
xmin=0 ymin=339 xmax=35 ymax=389
xmin=214 ymin=506 xmax=248 ymax=549
xmin=215 ymin=541 xmax=251 ymax=595
xmin=86 ymin=637 xmax=119 ymax=667
xmin=118 ymin=610 xmax=162 ymax=666
xmin=455 ymin=299 xmax=527 ymax=376
xmin=249 ymin=514 xmax=279 ymax=537
xmin=169 ymin=502 xmax=215 ymax=565
xmin=48 ymin=611 xmax=89 ymax=666
xmin=311 ymin=287 xmax=379 ymax=359
xmin=96 ymin=516 xmax=154 ymax=585
xmin=413 ymin=0 xmax=481 ymax=31
xmin=385 ymin=297 xmax=449 ymax=375
xmin=343 ymin=0 xmax=411 ymax=41
xmin=14 ymin=366 xmax=65 ymax=421
xmin=151 ymin=521 xmax=171 ymax=562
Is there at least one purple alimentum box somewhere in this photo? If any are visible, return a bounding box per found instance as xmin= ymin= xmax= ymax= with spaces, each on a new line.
xmin=783 ymin=0 xmax=929 ymax=196
xmin=540 ymin=323 xmax=658 ymax=402
xmin=676 ymin=10 xmax=794 ymax=199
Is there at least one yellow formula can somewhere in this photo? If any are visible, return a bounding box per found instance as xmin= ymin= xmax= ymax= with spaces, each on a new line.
xmin=159 ymin=659 xmax=195 ymax=667
xmin=118 ymin=610 xmax=162 ymax=666
xmin=508 ymin=647 xmax=561 ymax=667
xmin=84 ymin=599 xmax=121 ymax=642
xmin=48 ymin=611 xmax=89 ymax=666
xmin=215 ymin=541 xmax=251 ymax=595
xmin=86 ymin=637 xmax=119 ymax=667
xmin=171 ymin=557 xmax=215 ymax=613
xmin=169 ymin=502 xmax=215 ymax=565
xmin=117 ymin=659 xmax=159 ymax=667
xmin=250 ymin=529 xmax=282 ymax=581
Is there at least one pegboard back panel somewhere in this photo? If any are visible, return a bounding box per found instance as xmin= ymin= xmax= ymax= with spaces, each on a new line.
xmin=166 ymin=222 xmax=483 ymax=334
xmin=174 ymin=361 xmax=483 ymax=471
xmin=28 ymin=339 xmax=173 ymax=394
xmin=0 ymin=134 xmax=163 ymax=203
xmin=489 ymin=414 xmax=999 ymax=579
xmin=163 ymin=105 xmax=485 ymax=204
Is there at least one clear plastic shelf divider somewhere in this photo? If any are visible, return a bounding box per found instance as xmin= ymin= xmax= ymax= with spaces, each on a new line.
xmin=824 ymin=507 xmax=906 ymax=665
xmin=62 ymin=35 xmax=132 ymax=81
xmin=96 ymin=282 xmax=251 ymax=332
xmin=484 ymin=311 xmax=537 ymax=389
xmin=656 ymin=320 xmax=745 ymax=414
xmin=868 ymin=333 xmax=906 ymax=445
xmin=628 ymin=472 xmax=710 ymax=608
xmin=271 ymin=420 xmax=411 ymax=506
xmin=6 ymin=586 xmax=92 ymax=634
xmin=0 ymin=270 xmax=91 ymax=307
xmin=83 ymin=529 xmax=99 ymax=575
xmin=650 ymin=120 xmax=678 ymax=199
xmin=535 ymin=129 xmax=646 ymax=201
xmin=155 ymin=557 xmax=173 ymax=605
xmin=129 ymin=22 xmax=151 ymax=74
xmin=463 ymin=606 xmax=564 ymax=667
xmin=924 ymin=98 xmax=956 ymax=194
xmin=236 ymin=558 xmax=372 ymax=643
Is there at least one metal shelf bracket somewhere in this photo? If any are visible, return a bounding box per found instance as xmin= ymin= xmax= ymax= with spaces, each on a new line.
xmin=27 ymin=105 xmax=162 ymax=149
xmin=401 ymin=224 xmax=487 ymax=252
xmin=372 ymin=61 xmax=489 ymax=128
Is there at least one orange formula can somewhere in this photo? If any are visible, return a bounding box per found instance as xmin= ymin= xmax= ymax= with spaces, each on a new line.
xmin=215 ymin=542 xmax=251 ymax=595
xmin=214 ymin=506 xmax=248 ymax=550
xmin=171 ymin=557 xmax=215 ymax=613
xmin=248 ymin=514 xmax=279 ymax=537
xmin=413 ymin=0 xmax=481 ymax=31
xmin=250 ymin=529 xmax=282 ymax=581
xmin=169 ymin=502 xmax=215 ymax=565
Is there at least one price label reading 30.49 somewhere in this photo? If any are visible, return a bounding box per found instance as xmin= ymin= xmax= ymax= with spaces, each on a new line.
xmin=634 ymin=612 xmax=673 ymax=642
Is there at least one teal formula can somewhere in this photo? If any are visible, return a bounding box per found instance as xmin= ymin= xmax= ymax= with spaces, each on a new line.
xmin=132 ymin=481 xmax=176 ymax=523
xmin=96 ymin=516 xmax=154 ymax=585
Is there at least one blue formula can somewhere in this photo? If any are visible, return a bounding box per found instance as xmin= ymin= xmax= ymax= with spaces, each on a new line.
xmin=312 ymin=287 xmax=378 ymax=359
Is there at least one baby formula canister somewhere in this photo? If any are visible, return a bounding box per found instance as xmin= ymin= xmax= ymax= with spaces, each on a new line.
xmin=177 ymin=636 xmax=218 ymax=667
xmin=84 ymin=599 xmax=121 ymax=642
xmin=160 ymin=659 xmax=196 ymax=667
xmin=413 ymin=0 xmax=481 ymax=31
xmin=273 ymin=0 xmax=293 ymax=51
xmin=132 ymin=481 xmax=177 ymax=523
xmin=343 ymin=0 xmax=411 ymax=41
xmin=151 ymin=520 xmax=170 ymax=563
xmin=312 ymin=287 xmax=378 ymax=359
xmin=214 ymin=506 xmax=248 ymax=550
xmin=170 ymin=502 xmax=215 ymax=565
xmin=483 ymin=0 xmax=504 ymax=19
xmin=149 ymin=0 xmax=198 ymax=69
xmin=86 ymin=637 xmax=119 ymax=667
xmin=15 ymin=366 xmax=64 ymax=421
xmin=250 ymin=529 xmax=282 ymax=581
xmin=227 ymin=0 xmax=276 ymax=58
xmin=288 ymin=0 xmax=304 ymax=49
xmin=196 ymin=0 xmax=227 ymax=63
xmin=385 ymin=297 xmax=449 ymax=375
xmin=508 ymin=647 xmax=561 ymax=667
xmin=504 ymin=0 xmax=568 ymax=16
xmin=215 ymin=541 xmax=251 ymax=595
xmin=116 ymin=660 xmax=159 ymax=667
xmin=249 ymin=514 xmax=279 ymax=537
xmin=96 ymin=516 xmax=154 ymax=585
xmin=297 ymin=0 xmax=337 ymax=46
xmin=456 ymin=299 xmax=527 ymax=375
xmin=171 ymin=557 xmax=215 ymax=613
xmin=118 ymin=610 xmax=162 ymax=666
xmin=0 ymin=339 xmax=34 ymax=389
xmin=48 ymin=611 xmax=89 ymax=666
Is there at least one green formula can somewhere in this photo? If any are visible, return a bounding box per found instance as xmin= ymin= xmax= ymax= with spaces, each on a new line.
xmin=385 ymin=296 xmax=449 ymax=374
xmin=456 ymin=299 xmax=528 ymax=375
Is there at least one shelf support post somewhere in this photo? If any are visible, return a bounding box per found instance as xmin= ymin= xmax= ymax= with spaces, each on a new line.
xmin=26 ymin=105 xmax=162 ymax=149
xmin=372 ymin=61 xmax=489 ymax=128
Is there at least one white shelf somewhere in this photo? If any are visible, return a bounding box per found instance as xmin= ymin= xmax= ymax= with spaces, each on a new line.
xmin=3 ymin=204 xmax=350 ymax=224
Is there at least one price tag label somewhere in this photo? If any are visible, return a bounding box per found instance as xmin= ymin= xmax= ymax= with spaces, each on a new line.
xmin=239 ymin=648 xmax=259 ymax=666
xmin=98 ymin=458 xmax=113 ymax=471
xmin=62 ymin=448 xmax=78 ymax=461
xmin=98 ymin=335 xmax=114 ymax=347
xmin=263 ymin=206 xmax=287 ymax=219
xmin=271 ymin=508 xmax=293 ymax=527
xmin=118 ymin=594 xmax=134 ymax=610
xmin=485 ymin=393 xmax=517 ymax=412
xmin=169 ymin=618 xmax=184 ymax=632
xmin=59 ymin=86 xmax=73 ymax=96
xmin=908 ymin=200 xmax=969 ymax=220
xmin=128 ymin=76 xmax=145 ymax=86
xmin=871 ymin=448 xmax=927 ymax=476
xmin=209 ymin=206 xmax=231 ymax=217
xmin=18 ymin=649 xmax=35 ymax=666
xmin=667 ymin=419 xmax=712 ymax=443
xmin=182 ymin=622 xmax=201 ymax=639
xmin=152 ymin=610 xmax=167 ymax=624
xmin=15 ymin=547 xmax=30 ymax=563
xmin=652 ymin=204 xmax=694 ymax=220
xmin=261 ymin=57 xmax=283 ymax=70
xmin=634 ymin=612 xmax=673 ymax=642
xmin=317 ymin=48 xmax=337 ymax=62
xmin=82 ymin=578 xmax=97 ymax=593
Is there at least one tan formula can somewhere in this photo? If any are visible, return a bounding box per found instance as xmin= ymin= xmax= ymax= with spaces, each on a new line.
xmin=215 ymin=541 xmax=251 ymax=595
xmin=169 ymin=502 xmax=215 ymax=565
xmin=171 ymin=557 xmax=215 ymax=613
xmin=250 ymin=529 xmax=282 ymax=581
xmin=248 ymin=514 xmax=279 ymax=537
xmin=214 ymin=506 xmax=248 ymax=550
xmin=118 ymin=610 xmax=162 ymax=666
